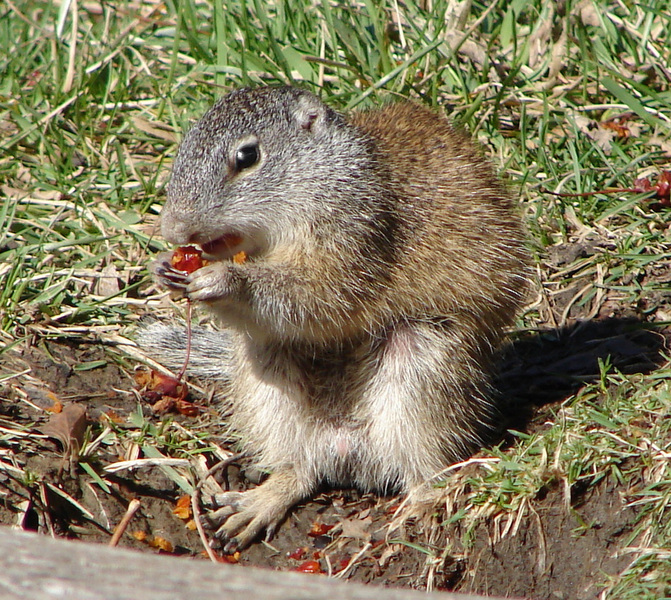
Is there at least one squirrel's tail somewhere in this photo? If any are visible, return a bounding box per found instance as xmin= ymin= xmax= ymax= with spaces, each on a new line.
xmin=136 ymin=322 xmax=233 ymax=382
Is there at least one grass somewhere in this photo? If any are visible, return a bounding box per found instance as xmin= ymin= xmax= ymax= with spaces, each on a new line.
xmin=1 ymin=0 xmax=670 ymax=597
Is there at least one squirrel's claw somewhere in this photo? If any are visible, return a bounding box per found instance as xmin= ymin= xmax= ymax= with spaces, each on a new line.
xmin=156 ymin=265 xmax=189 ymax=285
xmin=205 ymin=471 xmax=309 ymax=552
xmin=218 ymin=511 xmax=270 ymax=554
xmin=150 ymin=252 xmax=190 ymax=292
xmin=206 ymin=489 xmax=276 ymax=552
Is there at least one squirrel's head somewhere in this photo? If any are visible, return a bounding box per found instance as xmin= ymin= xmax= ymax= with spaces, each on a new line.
xmin=161 ymin=87 xmax=376 ymax=260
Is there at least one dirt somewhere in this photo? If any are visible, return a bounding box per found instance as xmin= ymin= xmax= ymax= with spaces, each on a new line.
xmin=459 ymin=479 xmax=638 ymax=600
xmin=1 ymin=236 xmax=669 ymax=599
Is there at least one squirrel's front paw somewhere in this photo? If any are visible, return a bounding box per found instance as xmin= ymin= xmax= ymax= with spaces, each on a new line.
xmin=185 ymin=262 xmax=240 ymax=303
xmin=151 ymin=252 xmax=189 ymax=294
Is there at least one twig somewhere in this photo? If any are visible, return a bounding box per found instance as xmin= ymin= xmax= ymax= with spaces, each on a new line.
xmin=191 ymin=453 xmax=246 ymax=563
xmin=109 ymin=498 xmax=141 ymax=547
xmin=39 ymin=482 xmax=56 ymax=538
xmin=334 ymin=541 xmax=372 ymax=579
xmin=191 ymin=492 xmax=220 ymax=563
xmin=540 ymin=186 xmax=643 ymax=198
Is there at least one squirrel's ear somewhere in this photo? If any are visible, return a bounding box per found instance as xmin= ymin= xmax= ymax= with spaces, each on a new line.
xmin=293 ymin=95 xmax=330 ymax=134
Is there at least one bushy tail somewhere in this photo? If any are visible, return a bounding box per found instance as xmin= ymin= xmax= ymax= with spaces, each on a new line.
xmin=136 ymin=322 xmax=234 ymax=382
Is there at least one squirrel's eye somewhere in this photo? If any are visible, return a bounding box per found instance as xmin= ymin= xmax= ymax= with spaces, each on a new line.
xmin=234 ymin=143 xmax=259 ymax=172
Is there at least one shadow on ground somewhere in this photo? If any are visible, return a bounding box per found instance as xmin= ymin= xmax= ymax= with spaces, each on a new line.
xmin=498 ymin=316 xmax=666 ymax=431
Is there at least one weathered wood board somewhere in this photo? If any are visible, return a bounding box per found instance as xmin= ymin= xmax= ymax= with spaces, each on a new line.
xmin=0 ymin=527 xmax=512 ymax=600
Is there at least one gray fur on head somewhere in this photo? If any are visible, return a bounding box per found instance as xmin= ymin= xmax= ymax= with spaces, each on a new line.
xmin=162 ymin=87 xmax=379 ymax=253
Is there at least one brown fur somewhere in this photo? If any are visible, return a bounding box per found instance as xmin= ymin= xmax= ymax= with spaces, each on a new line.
xmin=140 ymin=87 xmax=529 ymax=551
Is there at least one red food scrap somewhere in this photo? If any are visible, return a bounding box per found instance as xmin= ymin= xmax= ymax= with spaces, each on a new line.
xmin=292 ymin=560 xmax=322 ymax=574
xmin=171 ymin=245 xmax=207 ymax=274
xmin=214 ymin=552 xmax=240 ymax=564
xmin=134 ymin=368 xmax=199 ymax=416
xmin=147 ymin=535 xmax=174 ymax=553
xmin=601 ymin=112 xmax=635 ymax=138
xmin=135 ymin=369 xmax=185 ymax=400
xmin=333 ymin=556 xmax=351 ymax=574
xmin=172 ymin=495 xmax=192 ymax=520
xmin=631 ymin=170 xmax=671 ymax=206
xmin=287 ymin=547 xmax=308 ymax=560
xmin=132 ymin=531 xmax=175 ymax=553
xmin=308 ymin=522 xmax=334 ymax=537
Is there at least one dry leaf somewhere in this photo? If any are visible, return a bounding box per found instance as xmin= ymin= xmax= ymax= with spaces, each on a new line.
xmin=650 ymin=136 xmax=671 ymax=157
xmin=39 ymin=403 xmax=87 ymax=459
xmin=601 ymin=113 xmax=640 ymax=139
xmin=378 ymin=543 xmax=403 ymax=568
xmin=578 ymin=0 xmax=601 ymax=27
xmin=1 ymin=185 xmax=62 ymax=201
xmin=572 ymin=113 xmax=618 ymax=153
xmin=546 ymin=25 xmax=568 ymax=83
xmin=573 ymin=114 xmax=593 ymax=132
xmin=592 ymin=127 xmax=616 ymax=153
xmin=100 ymin=409 xmax=124 ymax=424
xmin=96 ymin=263 xmax=121 ymax=297
xmin=340 ymin=516 xmax=372 ymax=541
xmin=131 ymin=116 xmax=178 ymax=143
xmin=528 ymin=4 xmax=554 ymax=70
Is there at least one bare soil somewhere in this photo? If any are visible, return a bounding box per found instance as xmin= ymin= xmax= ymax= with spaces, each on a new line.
xmin=1 ymin=237 xmax=668 ymax=599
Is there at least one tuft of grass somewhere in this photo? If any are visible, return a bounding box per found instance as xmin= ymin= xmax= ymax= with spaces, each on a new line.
xmin=1 ymin=1 xmax=670 ymax=597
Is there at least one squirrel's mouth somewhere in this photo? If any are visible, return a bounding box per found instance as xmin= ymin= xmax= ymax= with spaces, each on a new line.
xmin=200 ymin=233 xmax=244 ymax=258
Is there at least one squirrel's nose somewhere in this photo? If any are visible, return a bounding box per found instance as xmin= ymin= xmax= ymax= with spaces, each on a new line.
xmin=160 ymin=205 xmax=198 ymax=245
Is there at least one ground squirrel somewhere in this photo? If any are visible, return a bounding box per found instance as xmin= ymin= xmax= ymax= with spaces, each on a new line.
xmin=140 ymin=86 xmax=529 ymax=552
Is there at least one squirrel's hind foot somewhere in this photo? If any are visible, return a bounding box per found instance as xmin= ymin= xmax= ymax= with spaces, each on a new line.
xmin=207 ymin=469 xmax=313 ymax=552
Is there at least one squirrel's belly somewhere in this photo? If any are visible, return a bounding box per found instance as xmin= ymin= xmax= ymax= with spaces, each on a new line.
xmin=322 ymin=425 xmax=361 ymax=486
xmin=324 ymin=425 xmax=400 ymax=491
xmin=333 ymin=429 xmax=351 ymax=458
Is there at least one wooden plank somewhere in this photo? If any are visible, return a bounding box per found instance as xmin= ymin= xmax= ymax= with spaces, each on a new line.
xmin=0 ymin=527 xmax=509 ymax=600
